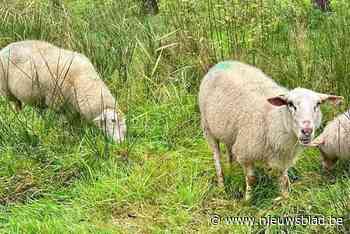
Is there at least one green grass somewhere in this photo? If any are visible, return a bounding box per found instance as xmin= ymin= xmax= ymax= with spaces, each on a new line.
xmin=0 ymin=0 xmax=350 ymax=233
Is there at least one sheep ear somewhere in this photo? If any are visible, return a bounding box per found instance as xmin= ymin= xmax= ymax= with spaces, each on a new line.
xmin=319 ymin=94 xmax=344 ymax=106
xmin=267 ymin=95 xmax=288 ymax=106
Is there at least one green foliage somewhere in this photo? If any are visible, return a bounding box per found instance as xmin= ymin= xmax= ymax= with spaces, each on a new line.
xmin=0 ymin=0 xmax=349 ymax=233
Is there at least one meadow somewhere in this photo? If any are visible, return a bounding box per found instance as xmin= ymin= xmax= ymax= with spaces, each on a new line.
xmin=0 ymin=0 xmax=349 ymax=233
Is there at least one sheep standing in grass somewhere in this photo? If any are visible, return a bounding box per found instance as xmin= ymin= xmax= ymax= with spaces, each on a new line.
xmin=308 ymin=110 xmax=350 ymax=171
xmin=199 ymin=61 xmax=343 ymax=200
xmin=0 ymin=40 xmax=126 ymax=142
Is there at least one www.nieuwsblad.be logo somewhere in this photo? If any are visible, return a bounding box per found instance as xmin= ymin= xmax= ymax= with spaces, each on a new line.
xmin=210 ymin=214 xmax=343 ymax=226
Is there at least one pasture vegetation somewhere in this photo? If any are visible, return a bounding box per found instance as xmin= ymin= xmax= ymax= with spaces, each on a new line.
xmin=0 ymin=0 xmax=349 ymax=233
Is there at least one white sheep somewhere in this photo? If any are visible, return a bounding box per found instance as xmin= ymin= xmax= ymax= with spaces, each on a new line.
xmin=0 ymin=40 xmax=126 ymax=142
xmin=308 ymin=110 xmax=350 ymax=171
xmin=198 ymin=60 xmax=343 ymax=200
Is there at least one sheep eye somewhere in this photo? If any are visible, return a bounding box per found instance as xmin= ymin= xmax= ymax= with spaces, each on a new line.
xmin=111 ymin=119 xmax=116 ymax=123
xmin=287 ymin=102 xmax=296 ymax=110
xmin=314 ymin=102 xmax=321 ymax=111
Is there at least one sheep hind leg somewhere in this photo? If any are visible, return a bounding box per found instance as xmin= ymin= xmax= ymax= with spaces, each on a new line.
xmin=243 ymin=163 xmax=256 ymax=201
xmin=205 ymin=133 xmax=224 ymax=187
xmin=225 ymin=143 xmax=235 ymax=165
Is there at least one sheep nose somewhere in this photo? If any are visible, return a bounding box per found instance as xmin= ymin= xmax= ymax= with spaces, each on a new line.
xmin=302 ymin=120 xmax=311 ymax=127
xmin=301 ymin=128 xmax=313 ymax=137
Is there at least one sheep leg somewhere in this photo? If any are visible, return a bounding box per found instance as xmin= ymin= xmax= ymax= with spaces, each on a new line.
xmin=322 ymin=158 xmax=337 ymax=172
xmin=243 ymin=163 xmax=256 ymax=201
xmin=225 ymin=143 xmax=235 ymax=164
xmin=11 ymin=99 xmax=22 ymax=112
xmin=320 ymin=151 xmax=337 ymax=172
xmin=8 ymin=96 xmax=23 ymax=112
xmin=206 ymin=135 xmax=224 ymax=187
xmin=279 ymin=169 xmax=290 ymax=199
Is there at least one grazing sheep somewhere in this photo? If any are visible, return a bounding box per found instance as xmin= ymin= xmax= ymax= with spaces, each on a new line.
xmin=0 ymin=40 xmax=126 ymax=142
xmin=199 ymin=60 xmax=343 ymax=200
xmin=308 ymin=110 xmax=350 ymax=171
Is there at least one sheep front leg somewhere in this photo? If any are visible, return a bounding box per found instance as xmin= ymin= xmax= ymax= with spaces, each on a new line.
xmin=11 ymin=99 xmax=22 ymax=112
xmin=322 ymin=158 xmax=337 ymax=172
xmin=320 ymin=151 xmax=337 ymax=173
xmin=243 ymin=163 xmax=256 ymax=201
xmin=7 ymin=95 xmax=23 ymax=112
xmin=279 ymin=169 xmax=290 ymax=199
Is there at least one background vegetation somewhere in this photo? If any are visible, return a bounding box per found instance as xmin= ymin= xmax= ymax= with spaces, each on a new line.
xmin=0 ymin=0 xmax=349 ymax=233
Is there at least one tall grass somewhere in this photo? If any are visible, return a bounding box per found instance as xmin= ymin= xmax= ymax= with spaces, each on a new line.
xmin=0 ymin=0 xmax=349 ymax=233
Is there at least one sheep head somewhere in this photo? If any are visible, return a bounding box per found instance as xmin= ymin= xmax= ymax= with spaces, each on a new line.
xmin=267 ymin=88 xmax=343 ymax=145
xmin=93 ymin=108 xmax=126 ymax=143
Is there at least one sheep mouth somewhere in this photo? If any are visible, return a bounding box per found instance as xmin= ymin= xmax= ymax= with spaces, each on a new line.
xmin=299 ymin=137 xmax=311 ymax=145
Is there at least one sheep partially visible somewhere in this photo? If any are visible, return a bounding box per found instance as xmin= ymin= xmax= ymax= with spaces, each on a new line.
xmin=0 ymin=40 xmax=126 ymax=142
xmin=308 ymin=110 xmax=350 ymax=171
xmin=199 ymin=61 xmax=343 ymax=200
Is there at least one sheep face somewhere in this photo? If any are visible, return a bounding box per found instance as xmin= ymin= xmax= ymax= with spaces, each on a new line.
xmin=93 ymin=109 xmax=126 ymax=143
xmin=267 ymin=88 xmax=343 ymax=145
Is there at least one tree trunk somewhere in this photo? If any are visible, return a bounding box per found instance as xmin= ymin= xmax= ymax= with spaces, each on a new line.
xmin=313 ymin=0 xmax=331 ymax=12
xmin=142 ymin=0 xmax=159 ymax=15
